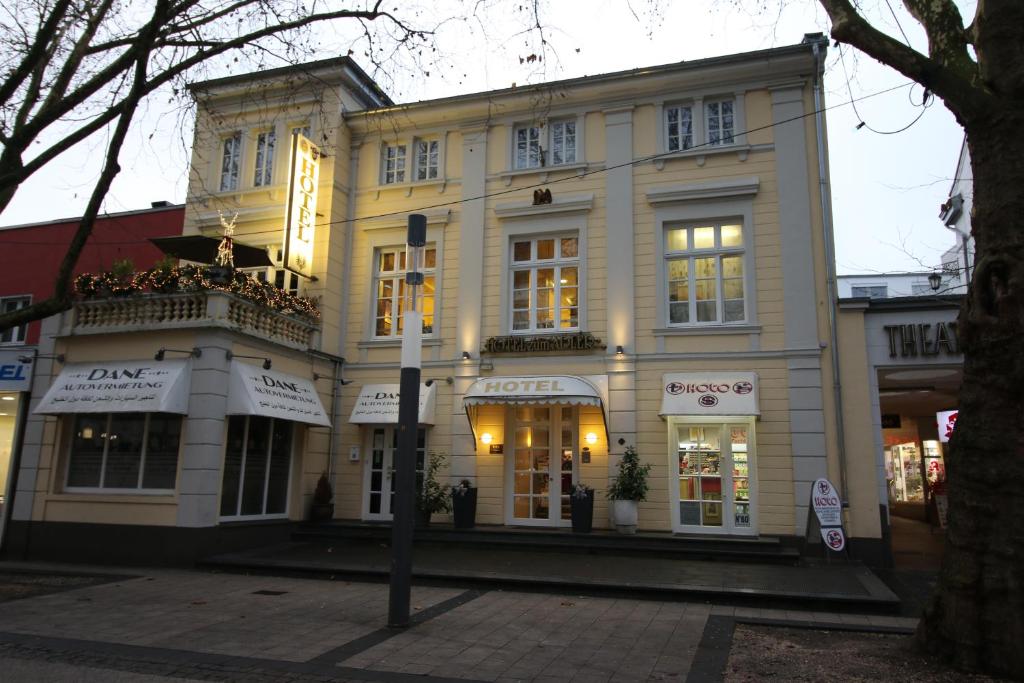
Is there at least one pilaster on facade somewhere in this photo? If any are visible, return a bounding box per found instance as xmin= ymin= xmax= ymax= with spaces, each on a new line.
xmin=176 ymin=332 xmax=232 ymax=528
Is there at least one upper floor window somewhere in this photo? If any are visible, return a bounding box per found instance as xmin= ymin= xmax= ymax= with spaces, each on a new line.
xmin=851 ymin=285 xmax=888 ymax=299
xmin=663 ymin=97 xmax=739 ymax=153
xmin=66 ymin=413 xmax=181 ymax=491
xmin=382 ymin=144 xmax=407 ymax=184
xmin=666 ymin=105 xmax=694 ymax=152
xmin=291 ymin=124 xmax=311 ymax=140
xmin=510 ymin=235 xmax=579 ymax=332
xmin=705 ymin=99 xmax=735 ymax=146
xmin=514 ymin=120 xmax=577 ymax=169
xmin=219 ymin=131 xmax=242 ymax=192
xmin=414 ymin=140 xmax=439 ymax=181
xmin=665 ymin=222 xmax=745 ymax=325
xmin=373 ymin=245 xmax=436 ymax=337
xmin=243 ymin=246 xmax=300 ymax=295
xmin=253 ymin=129 xmax=276 ymax=187
xmin=1 ymin=295 xmax=30 ymax=344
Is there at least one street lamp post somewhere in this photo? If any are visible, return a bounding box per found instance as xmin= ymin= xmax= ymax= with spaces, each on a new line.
xmin=387 ymin=213 xmax=427 ymax=628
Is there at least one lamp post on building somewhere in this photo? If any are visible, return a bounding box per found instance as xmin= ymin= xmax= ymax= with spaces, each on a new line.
xmin=387 ymin=213 xmax=427 ymax=628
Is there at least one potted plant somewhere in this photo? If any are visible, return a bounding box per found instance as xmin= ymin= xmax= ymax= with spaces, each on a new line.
xmin=310 ymin=472 xmax=334 ymax=522
xmin=451 ymin=479 xmax=478 ymax=529
xmin=415 ymin=452 xmax=451 ymax=528
xmin=147 ymin=255 xmax=180 ymax=293
xmin=570 ymin=483 xmax=595 ymax=533
xmin=606 ymin=445 xmax=650 ymax=534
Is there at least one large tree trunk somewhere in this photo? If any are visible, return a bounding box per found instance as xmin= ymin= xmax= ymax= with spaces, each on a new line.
xmin=916 ymin=110 xmax=1024 ymax=677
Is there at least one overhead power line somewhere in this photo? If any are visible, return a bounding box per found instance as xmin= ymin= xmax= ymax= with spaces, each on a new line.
xmin=0 ymin=79 xmax=915 ymax=247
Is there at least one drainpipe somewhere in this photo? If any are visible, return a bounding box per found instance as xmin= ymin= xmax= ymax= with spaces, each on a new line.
xmin=308 ymin=349 xmax=345 ymax=479
xmin=811 ymin=38 xmax=849 ymax=503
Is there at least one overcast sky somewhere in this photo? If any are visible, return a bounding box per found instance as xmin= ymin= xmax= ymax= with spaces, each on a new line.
xmin=0 ymin=1 xmax=970 ymax=275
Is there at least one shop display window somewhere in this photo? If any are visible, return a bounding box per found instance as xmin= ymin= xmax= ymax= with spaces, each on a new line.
xmin=220 ymin=416 xmax=293 ymax=519
xmin=65 ymin=413 xmax=181 ymax=492
xmin=672 ymin=421 xmax=755 ymax=534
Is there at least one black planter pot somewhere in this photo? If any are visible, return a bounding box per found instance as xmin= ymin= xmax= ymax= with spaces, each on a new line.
xmin=415 ymin=508 xmax=432 ymax=529
xmin=310 ymin=502 xmax=334 ymax=522
xmin=452 ymin=488 xmax=478 ymax=529
xmin=570 ymin=490 xmax=594 ymax=533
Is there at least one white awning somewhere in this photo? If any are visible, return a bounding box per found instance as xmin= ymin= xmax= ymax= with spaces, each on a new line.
xmin=227 ymin=362 xmax=330 ymax=427
xmin=35 ymin=360 xmax=191 ymax=415
xmin=659 ymin=372 xmax=760 ymax=417
xmin=464 ymin=376 xmax=603 ymax=407
xmin=349 ymin=383 xmax=437 ymax=425
xmin=462 ymin=375 xmax=608 ymax=440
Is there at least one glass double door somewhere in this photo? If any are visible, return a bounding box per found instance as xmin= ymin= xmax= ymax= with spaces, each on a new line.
xmin=673 ymin=422 xmax=755 ymax=534
xmin=363 ymin=426 xmax=426 ymax=520
xmin=508 ymin=405 xmax=577 ymax=526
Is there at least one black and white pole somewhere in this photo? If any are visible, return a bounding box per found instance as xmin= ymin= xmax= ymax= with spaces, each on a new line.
xmin=387 ymin=213 xmax=427 ymax=628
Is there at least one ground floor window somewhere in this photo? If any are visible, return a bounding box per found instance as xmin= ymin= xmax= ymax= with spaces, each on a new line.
xmin=507 ymin=405 xmax=578 ymax=526
xmin=220 ymin=416 xmax=293 ymax=519
xmin=66 ymin=413 xmax=181 ymax=491
xmin=363 ymin=426 xmax=426 ymax=519
xmin=670 ymin=420 xmax=755 ymax=534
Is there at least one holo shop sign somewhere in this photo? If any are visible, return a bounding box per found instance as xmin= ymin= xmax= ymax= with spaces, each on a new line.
xmin=659 ymin=372 xmax=759 ymax=416
xmin=937 ymin=409 xmax=958 ymax=444
xmin=282 ymin=132 xmax=320 ymax=278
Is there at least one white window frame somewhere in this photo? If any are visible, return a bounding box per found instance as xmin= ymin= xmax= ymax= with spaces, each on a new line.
xmin=664 ymin=221 xmax=748 ymax=326
xmin=290 ymin=123 xmax=312 ymax=141
xmin=360 ymin=426 xmax=428 ymax=521
xmin=665 ymin=104 xmax=694 ymax=152
xmin=63 ymin=413 xmax=182 ymax=494
xmin=219 ymin=415 xmax=295 ymax=521
xmin=413 ymin=139 xmax=440 ymax=181
xmin=371 ymin=244 xmax=437 ymax=339
xmin=508 ymin=233 xmax=581 ymax=334
xmin=510 ymin=115 xmax=584 ymax=170
xmin=667 ymin=416 xmax=758 ymax=536
xmin=850 ymin=284 xmax=889 ymax=299
xmin=652 ymin=196 xmax=757 ymax=333
xmin=219 ymin=131 xmax=242 ymax=192
xmin=0 ymin=295 xmax=30 ymax=345
xmin=252 ymin=128 xmax=277 ymax=187
xmin=241 ymin=245 xmax=301 ymax=296
xmin=503 ymin=404 xmax=579 ymax=528
xmin=380 ymin=135 xmax=446 ymax=187
xmin=704 ymin=98 xmax=736 ymax=147
xmin=381 ymin=143 xmax=407 ymax=184
xmin=657 ymin=93 xmax=746 ymax=156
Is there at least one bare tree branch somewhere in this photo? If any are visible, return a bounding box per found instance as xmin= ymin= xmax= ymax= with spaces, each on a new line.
xmin=819 ymin=0 xmax=988 ymax=120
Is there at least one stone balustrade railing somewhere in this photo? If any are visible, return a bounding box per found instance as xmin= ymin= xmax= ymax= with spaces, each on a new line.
xmin=70 ymin=291 xmax=319 ymax=351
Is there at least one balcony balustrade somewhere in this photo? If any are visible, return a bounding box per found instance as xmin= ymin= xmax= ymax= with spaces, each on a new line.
xmin=69 ymin=290 xmax=319 ymax=351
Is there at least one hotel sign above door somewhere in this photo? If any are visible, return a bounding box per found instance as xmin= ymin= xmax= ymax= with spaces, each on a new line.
xmin=659 ymin=372 xmax=759 ymax=416
xmin=282 ymin=132 xmax=320 ymax=278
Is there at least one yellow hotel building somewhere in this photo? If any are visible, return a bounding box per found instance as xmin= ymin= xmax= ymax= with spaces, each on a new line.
xmin=4 ymin=34 xmax=888 ymax=565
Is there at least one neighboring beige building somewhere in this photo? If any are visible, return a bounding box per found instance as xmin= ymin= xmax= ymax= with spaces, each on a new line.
xmin=5 ymin=35 xmax=889 ymax=565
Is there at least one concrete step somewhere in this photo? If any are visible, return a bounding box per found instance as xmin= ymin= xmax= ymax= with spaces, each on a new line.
xmin=292 ymin=521 xmax=801 ymax=564
xmin=200 ymin=539 xmax=900 ymax=614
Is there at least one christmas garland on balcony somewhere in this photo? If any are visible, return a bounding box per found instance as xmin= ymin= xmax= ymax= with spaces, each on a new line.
xmin=73 ymin=263 xmax=321 ymax=323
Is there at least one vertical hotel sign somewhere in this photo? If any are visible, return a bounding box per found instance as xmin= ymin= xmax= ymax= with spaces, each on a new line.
xmin=282 ymin=132 xmax=320 ymax=278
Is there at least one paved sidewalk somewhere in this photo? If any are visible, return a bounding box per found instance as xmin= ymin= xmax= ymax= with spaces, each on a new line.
xmin=0 ymin=563 xmax=919 ymax=682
